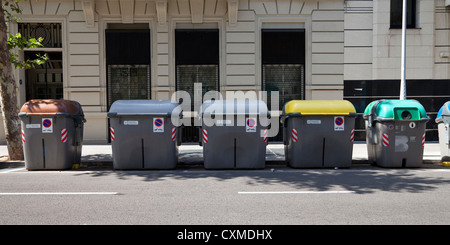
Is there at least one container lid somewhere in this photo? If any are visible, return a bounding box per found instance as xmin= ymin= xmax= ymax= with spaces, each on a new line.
xmin=363 ymin=99 xmax=428 ymax=121
xmin=436 ymin=101 xmax=450 ymax=123
xmin=282 ymin=100 xmax=356 ymax=116
xmin=200 ymin=100 xmax=269 ymax=116
xmin=19 ymin=99 xmax=82 ymax=116
xmin=107 ymin=100 xmax=181 ymax=117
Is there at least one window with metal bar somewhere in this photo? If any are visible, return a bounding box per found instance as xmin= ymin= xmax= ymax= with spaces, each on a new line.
xmin=261 ymin=29 xmax=305 ymax=141
xmin=107 ymin=65 xmax=151 ymax=107
xmin=175 ymin=29 xmax=219 ymax=142
xmin=176 ymin=65 xmax=219 ymax=111
xmin=25 ymin=51 xmax=63 ymax=100
xmin=18 ymin=23 xmax=62 ymax=48
xmin=262 ymin=64 xmax=304 ymax=110
xmin=105 ymin=28 xmax=151 ymax=109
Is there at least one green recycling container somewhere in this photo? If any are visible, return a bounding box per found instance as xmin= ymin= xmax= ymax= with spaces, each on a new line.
xmin=363 ymin=99 xmax=428 ymax=167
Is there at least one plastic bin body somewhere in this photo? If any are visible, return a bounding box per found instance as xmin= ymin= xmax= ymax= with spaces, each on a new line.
xmin=436 ymin=101 xmax=450 ymax=161
xmin=200 ymin=100 xmax=269 ymax=169
xmin=108 ymin=100 xmax=181 ymax=169
xmin=364 ymin=99 xmax=428 ymax=168
xmin=19 ymin=99 xmax=85 ymax=170
xmin=281 ymin=100 xmax=356 ymax=168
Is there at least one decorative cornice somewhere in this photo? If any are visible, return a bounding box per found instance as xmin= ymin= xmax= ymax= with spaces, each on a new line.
xmin=227 ymin=0 xmax=238 ymax=27
xmin=81 ymin=0 xmax=96 ymax=27
xmin=156 ymin=1 xmax=168 ymax=25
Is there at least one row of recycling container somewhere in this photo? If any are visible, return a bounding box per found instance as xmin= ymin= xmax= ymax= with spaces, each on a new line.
xmin=18 ymin=98 xmax=450 ymax=170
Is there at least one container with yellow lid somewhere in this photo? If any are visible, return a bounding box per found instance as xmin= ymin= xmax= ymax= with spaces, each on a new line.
xmin=282 ymin=100 xmax=357 ymax=117
xmin=281 ymin=100 xmax=356 ymax=169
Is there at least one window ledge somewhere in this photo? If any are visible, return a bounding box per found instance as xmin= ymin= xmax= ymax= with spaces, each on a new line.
xmin=389 ymin=27 xmax=422 ymax=30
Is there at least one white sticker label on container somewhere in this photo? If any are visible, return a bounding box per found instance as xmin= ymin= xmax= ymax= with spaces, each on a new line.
xmin=153 ymin=118 xmax=164 ymax=133
xmin=124 ymin=120 xmax=139 ymax=126
xmin=42 ymin=118 xmax=53 ymax=133
xmin=246 ymin=118 xmax=257 ymax=132
xmin=334 ymin=116 xmax=344 ymax=131
xmin=395 ymin=135 xmax=409 ymax=152
xmin=216 ymin=120 xmax=231 ymax=126
xmin=26 ymin=124 xmax=41 ymax=129
xmin=307 ymin=120 xmax=321 ymax=125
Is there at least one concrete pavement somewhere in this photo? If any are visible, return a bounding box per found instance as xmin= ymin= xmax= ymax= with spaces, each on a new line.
xmin=0 ymin=142 xmax=445 ymax=169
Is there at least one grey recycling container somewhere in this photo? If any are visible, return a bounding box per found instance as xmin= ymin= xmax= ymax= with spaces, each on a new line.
xmin=107 ymin=100 xmax=182 ymax=169
xmin=200 ymin=100 xmax=269 ymax=169
xmin=281 ymin=100 xmax=357 ymax=168
xmin=19 ymin=99 xmax=85 ymax=170
xmin=363 ymin=99 xmax=428 ymax=168
xmin=435 ymin=101 xmax=450 ymax=167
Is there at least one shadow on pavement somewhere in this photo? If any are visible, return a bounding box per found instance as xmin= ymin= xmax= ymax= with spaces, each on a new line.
xmin=73 ymin=164 xmax=450 ymax=195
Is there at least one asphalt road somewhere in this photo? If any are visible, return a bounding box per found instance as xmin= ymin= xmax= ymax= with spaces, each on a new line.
xmin=1 ymin=165 xmax=450 ymax=225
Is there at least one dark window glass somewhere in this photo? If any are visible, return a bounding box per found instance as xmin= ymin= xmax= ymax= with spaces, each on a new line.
xmin=262 ymin=29 xmax=305 ymax=142
xmin=175 ymin=29 xmax=220 ymax=142
xmin=344 ymin=80 xmax=450 ymax=141
xmin=25 ymin=52 xmax=63 ymax=100
xmin=390 ymin=0 xmax=416 ymax=28
xmin=175 ymin=29 xmax=219 ymax=65
xmin=262 ymin=29 xmax=306 ymax=111
xmin=105 ymin=29 xmax=151 ymax=109
xmin=262 ymin=29 xmax=305 ymax=64
xmin=105 ymin=29 xmax=150 ymax=65
xmin=175 ymin=29 xmax=220 ymax=111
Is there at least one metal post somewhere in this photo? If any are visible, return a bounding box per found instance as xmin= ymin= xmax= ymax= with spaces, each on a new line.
xmin=400 ymin=0 xmax=407 ymax=100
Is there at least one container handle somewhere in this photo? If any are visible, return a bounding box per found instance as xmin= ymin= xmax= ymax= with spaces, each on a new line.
xmin=368 ymin=100 xmax=385 ymax=127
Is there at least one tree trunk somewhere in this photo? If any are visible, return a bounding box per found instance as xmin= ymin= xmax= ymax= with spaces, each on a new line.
xmin=0 ymin=5 xmax=24 ymax=160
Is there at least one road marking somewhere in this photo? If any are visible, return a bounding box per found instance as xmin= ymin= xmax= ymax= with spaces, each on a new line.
xmin=0 ymin=192 xmax=119 ymax=196
xmin=0 ymin=167 xmax=25 ymax=173
xmin=238 ymin=191 xmax=355 ymax=194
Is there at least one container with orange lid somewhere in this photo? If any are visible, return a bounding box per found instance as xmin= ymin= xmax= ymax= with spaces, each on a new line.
xmin=19 ymin=99 xmax=83 ymax=116
xmin=18 ymin=99 xmax=85 ymax=170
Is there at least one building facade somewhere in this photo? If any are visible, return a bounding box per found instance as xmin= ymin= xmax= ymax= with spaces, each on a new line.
xmin=1 ymin=0 xmax=449 ymax=143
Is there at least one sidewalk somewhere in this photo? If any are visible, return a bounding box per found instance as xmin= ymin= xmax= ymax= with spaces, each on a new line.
xmin=0 ymin=142 xmax=443 ymax=167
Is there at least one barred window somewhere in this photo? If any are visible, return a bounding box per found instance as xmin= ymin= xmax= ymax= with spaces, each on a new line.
xmin=261 ymin=29 xmax=305 ymax=110
xmin=105 ymin=28 xmax=151 ymax=109
xmin=107 ymin=65 xmax=151 ymax=107
xmin=262 ymin=29 xmax=305 ymax=141
xmin=175 ymin=29 xmax=219 ymax=142
xmin=25 ymin=51 xmax=63 ymax=100
xmin=18 ymin=23 xmax=62 ymax=48
xmin=262 ymin=64 xmax=304 ymax=110
xmin=176 ymin=65 xmax=219 ymax=111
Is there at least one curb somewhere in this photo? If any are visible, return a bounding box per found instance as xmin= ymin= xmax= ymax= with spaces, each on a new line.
xmin=1 ymin=158 xmax=446 ymax=170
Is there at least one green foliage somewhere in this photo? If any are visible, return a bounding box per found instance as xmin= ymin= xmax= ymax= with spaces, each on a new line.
xmin=1 ymin=0 xmax=22 ymax=23
xmin=2 ymin=0 xmax=48 ymax=69
xmin=7 ymin=33 xmax=48 ymax=69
